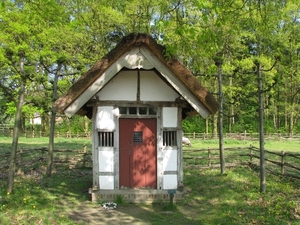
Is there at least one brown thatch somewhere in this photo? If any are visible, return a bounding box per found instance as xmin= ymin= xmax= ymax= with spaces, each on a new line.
xmin=53 ymin=33 xmax=219 ymax=116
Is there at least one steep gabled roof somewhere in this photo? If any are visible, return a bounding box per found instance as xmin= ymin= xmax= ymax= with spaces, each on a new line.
xmin=53 ymin=33 xmax=219 ymax=117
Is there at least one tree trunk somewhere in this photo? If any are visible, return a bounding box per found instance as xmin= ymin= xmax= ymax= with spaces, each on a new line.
xmin=257 ymin=62 xmax=266 ymax=193
xmin=216 ymin=59 xmax=225 ymax=175
xmin=212 ymin=78 xmax=218 ymax=138
xmin=46 ymin=110 xmax=56 ymax=176
xmin=7 ymin=55 xmax=25 ymax=193
xmin=213 ymin=114 xmax=218 ymax=138
xmin=46 ymin=63 xmax=61 ymax=176
xmin=41 ymin=112 xmax=47 ymax=134
xmin=289 ymin=107 xmax=294 ymax=138
xmin=229 ymin=76 xmax=234 ymax=133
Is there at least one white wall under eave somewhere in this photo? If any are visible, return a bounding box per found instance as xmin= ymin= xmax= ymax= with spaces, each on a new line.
xmin=140 ymin=71 xmax=179 ymax=101
xmin=96 ymin=106 xmax=116 ymax=130
xmin=162 ymin=107 xmax=178 ymax=128
xmin=97 ymin=70 xmax=137 ymax=101
xmin=96 ymin=70 xmax=180 ymax=102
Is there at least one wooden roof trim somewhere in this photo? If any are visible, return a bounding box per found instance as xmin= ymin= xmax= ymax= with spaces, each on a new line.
xmin=166 ymin=59 xmax=219 ymax=114
xmin=53 ymin=33 xmax=219 ymax=116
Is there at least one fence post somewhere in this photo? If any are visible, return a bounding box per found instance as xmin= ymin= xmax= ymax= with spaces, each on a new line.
xmin=17 ymin=148 xmax=23 ymax=175
xmin=249 ymin=144 xmax=253 ymax=163
xmin=41 ymin=148 xmax=45 ymax=162
xmin=208 ymin=148 xmax=211 ymax=168
xmin=193 ymin=132 xmax=195 ymax=139
xmin=83 ymin=144 xmax=87 ymax=167
xmin=281 ymin=151 xmax=285 ymax=175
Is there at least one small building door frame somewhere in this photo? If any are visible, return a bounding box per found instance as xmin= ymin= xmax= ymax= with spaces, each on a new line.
xmin=119 ymin=118 xmax=157 ymax=189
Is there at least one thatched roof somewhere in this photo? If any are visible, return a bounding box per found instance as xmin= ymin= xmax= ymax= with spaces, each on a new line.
xmin=53 ymin=33 xmax=219 ymax=116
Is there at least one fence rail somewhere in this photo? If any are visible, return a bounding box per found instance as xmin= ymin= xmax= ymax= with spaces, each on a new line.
xmin=0 ymin=146 xmax=92 ymax=179
xmin=1 ymin=128 xmax=300 ymax=140
xmin=183 ymin=132 xmax=300 ymax=141
xmin=1 ymin=145 xmax=299 ymax=180
xmin=0 ymin=129 xmax=91 ymax=138
xmin=183 ymin=146 xmax=300 ymax=180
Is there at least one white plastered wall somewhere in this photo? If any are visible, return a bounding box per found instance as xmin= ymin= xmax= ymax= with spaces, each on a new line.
xmin=162 ymin=107 xmax=178 ymax=190
xmin=96 ymin=106 xmax=116 ymax=130
xmin=96 ymin=70 xmax=179 ymax=102
xmin=140 ymin=71 xmax=179 ymax=101
xmin=97 ymin=106 xmax=116 ymax=190
xmin=97 ymin=71 xmax=137 ymax=101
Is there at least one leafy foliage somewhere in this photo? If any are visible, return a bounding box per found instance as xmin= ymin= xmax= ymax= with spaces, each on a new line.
xmin=0 ymin=0 xmax=300 ymax=136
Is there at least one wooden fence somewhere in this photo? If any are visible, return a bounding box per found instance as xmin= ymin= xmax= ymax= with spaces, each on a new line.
xmin=1 ymin=145 xmax=299 ymax=180
xmin=1 ymin=128 xmax=300 ymax=140
xmin=0 ymin=129 xmax=91 ymax=138
xmin=183 ymin=145 xmax=300 ymax=180
xmin=183 ymin=132 xmax=300 ymax=141
xmin=0 ymin=146 xmax=92 ymax=179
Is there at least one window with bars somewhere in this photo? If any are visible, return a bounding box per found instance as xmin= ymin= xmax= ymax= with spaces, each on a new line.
xmin=163 ymin=131 xmax=177 ymax=146
xmin=133 ymin=132 xmax=143 ymax=143
xmin=99 ymin=132 xmax=114 ymax=147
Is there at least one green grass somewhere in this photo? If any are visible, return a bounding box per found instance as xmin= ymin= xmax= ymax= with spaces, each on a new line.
xmin=179 ymin=167 xmax=300 ymax=224
xmin=1 ymin=137 xmax=300 ymax=224
xmin=1 ymin=136 xmax=299 ymax=154
xmin=184 ymin=139 xmax=300 ymax=179
xmin=0 ymin=167 xmax=92 ymax=225
xmin=0 ymin=136 xmax=92 ymax=154
xmin=1 ymin=166 xmax=299 ymax=224
xmin=184 ymin=138 xmax=300 ymax=152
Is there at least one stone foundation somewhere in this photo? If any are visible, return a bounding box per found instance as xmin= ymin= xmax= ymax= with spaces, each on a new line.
xmin=89 ymin=189 xmax=184 ymax=203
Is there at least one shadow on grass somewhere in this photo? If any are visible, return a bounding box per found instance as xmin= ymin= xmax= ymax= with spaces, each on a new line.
xmin=1 ymin=163 xmax=300 ymax=224
xmin=180 ymin=166 xmax=300 ymax=224
xmin=42 ymin=165 xmax=201 ymax=225
xmin=56 ymin=166 xmax=300 ymax=225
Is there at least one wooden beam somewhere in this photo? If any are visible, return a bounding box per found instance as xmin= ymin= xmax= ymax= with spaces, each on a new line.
xmin=139 ymin=46 xmax=211 ymax=118
xmin=86 ymin=100 xmax=191 ymax=108
xmin=64 ymin=48 xmax=140 ymax=117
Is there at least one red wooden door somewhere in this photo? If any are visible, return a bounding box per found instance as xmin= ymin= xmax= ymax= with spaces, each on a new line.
xmin=119 ymin=118 xmax=157 ymax=188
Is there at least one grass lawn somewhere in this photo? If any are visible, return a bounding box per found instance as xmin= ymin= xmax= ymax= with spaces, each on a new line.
xmin=189 ymin=138 xmax=300 ymax=152
xmin=1 ymin=136 xmax=299 ymax=153
xmin=0 ymin=137 xmax=300 ymax=224
xmin=0 ymin=136 xmax=92 ymax=154
xmin=0 ymin=166 xmax=299 ymax=224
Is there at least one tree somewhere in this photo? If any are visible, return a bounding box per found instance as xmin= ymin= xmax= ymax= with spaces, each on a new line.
xmin=0 ymin=0 xmax=41 ymax=192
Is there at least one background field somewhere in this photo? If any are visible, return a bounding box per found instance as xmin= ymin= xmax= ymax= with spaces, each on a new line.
xmin=1 ymin=136 xmax=300 ymax=153
xmin=0 ymin=137 xmax=300 ymax=224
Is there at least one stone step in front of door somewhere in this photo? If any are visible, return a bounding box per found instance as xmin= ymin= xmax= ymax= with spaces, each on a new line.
xmin=90 ymin=189 xmax=184 ymax=203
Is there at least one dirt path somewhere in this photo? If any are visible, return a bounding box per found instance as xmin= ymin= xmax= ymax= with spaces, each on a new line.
xmin=68 ymin=201 xmax=155 ymax=225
